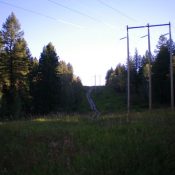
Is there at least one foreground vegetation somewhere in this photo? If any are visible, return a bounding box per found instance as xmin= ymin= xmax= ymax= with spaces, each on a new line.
xmin=0 ymin=109 xmax=175 ymax=175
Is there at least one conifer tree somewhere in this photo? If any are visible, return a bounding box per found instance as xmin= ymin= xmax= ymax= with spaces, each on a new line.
xmin=34 ymin=42 xmax=60 ymax=113
xmin=0 ymin=13 xmax=30 ymax=118
xmin=58 ymin=61 xmax=84 ymax=111
xmin=152 ymin=36 xmax=171 ymax=104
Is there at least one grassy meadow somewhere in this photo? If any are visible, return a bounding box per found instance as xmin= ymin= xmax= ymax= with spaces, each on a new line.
xmin=0 ymin=110 xmax=175 ymax=175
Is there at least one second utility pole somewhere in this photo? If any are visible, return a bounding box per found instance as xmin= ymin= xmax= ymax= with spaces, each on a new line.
xmin=147 ymin=24 xmax=152 ymax=110
xmin=127 ymin=26 xmax=130 ymax=114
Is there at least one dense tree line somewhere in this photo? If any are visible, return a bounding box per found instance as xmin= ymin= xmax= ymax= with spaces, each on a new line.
xmin=0 ymin=13 xmax=84 ymax=119
xmin=106 ymin=36 xmax=175 ymax=108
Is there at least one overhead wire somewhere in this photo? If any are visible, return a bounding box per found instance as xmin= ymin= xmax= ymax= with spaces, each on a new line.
xmin=48 ymin=0 xmax=119 ymax=30
xmin=0 ymin=0 xmax=124 ymax=31
xmin=0 ymin=0 xmax=84 ymax=28
xmin=48 ymin=0 xmax=101 ymax=23
xmin=97 ymin=0 xmax=137 ymax=22
xmin=0 ymin=0 xmax=120 ymax=30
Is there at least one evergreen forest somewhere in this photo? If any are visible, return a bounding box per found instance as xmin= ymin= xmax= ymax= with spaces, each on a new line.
xmin=0 ymin=13 xmax=85 ymax=119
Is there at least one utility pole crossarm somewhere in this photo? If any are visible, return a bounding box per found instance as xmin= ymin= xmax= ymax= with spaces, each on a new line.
xmin=128 ymin=23 xmax=170 ymax=30
xmin=128 ymin=25 xmax=147 ymax=29
xmin=149 ymin=23 xmax=170 ymax=28
xmin=140 ymin=34 xmax=148 ymax=38
xmin=120 ymin=37 xmax=127 ymax=40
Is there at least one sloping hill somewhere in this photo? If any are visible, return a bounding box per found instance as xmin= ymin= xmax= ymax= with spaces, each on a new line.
xmin=91 ymin=86 xmax=126 ymax=113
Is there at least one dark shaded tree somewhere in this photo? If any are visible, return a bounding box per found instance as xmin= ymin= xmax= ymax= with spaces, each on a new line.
xmin=129 ymin=49 xmax=142 ymax=94
xmin=71 ymin=76 xmax=84 ymax=111
xmin=28 ymin=57 xmax=38 ymax=113
xmin=58 ymin=61 xmax=84 ymax=111
xmin=106 ymin=64 xmax=126 ymax=93
xmin=0 ymin=13 xmax=30 ymax=118
xmin=137 ymin=51 xmax=150 ymax=103
xmin=105 ymin=67 xmax=114 ymax=86
xmin=33 ymin=42 xmax=60 ymax=113
xmin=152 ymin=35 xmax=174 ymax=104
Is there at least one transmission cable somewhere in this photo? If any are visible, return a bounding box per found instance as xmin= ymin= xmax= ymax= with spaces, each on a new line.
xmin=48 ymin=0 xmax=101 ymax=23
xmin=0 ymin=0 xmax=83 ymax=28
xmin=97 ymin=0 xmax=137 ymax=22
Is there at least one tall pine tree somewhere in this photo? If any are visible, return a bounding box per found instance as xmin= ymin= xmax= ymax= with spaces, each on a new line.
xmin=152 ymin=35 xmax=171 ymax=104
xmin=0 ymin=13 xmax=30 ymax=118
xmin=34 ymin=42 xmax=60 ymax=113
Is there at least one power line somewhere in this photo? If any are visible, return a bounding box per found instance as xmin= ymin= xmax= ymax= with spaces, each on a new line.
xmin=97 ymin=0 xmax=137 ymax=22
xmin=0 ymin=0 xmax=119 ymax=30
xmin=48 ymin=0 xmax=101 ymax=23
xmin=48 ymin=0 xmax=118 ymax=30
xmin=0 ymin=0 xmax=83 ymax=28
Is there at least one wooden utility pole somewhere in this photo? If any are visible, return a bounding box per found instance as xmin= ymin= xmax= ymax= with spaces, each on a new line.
xmin=147 ymin=24 xmax=152 ymax=110
xmin=169 ymin=22 xmax=174 ymax=110
xmin=127 ymin=26 xmax=130 ymax=114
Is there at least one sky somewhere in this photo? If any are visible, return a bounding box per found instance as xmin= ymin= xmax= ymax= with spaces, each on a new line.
xmin=0 ymin=0 xmax=175 ymax=86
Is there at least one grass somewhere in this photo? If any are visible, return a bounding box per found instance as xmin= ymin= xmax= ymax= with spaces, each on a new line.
xmin=78 ymin=87 xmax=91 ymax=113
xmin=0 ymin=110 xmax=175 ymax=175
xmin=92 ymin=86 xmax=126 ymax=113
xmin=91 ymin=86 xmax=171 ymax=113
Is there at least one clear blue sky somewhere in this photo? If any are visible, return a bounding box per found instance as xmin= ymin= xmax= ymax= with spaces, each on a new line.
xmin=0 ymin=0 xmax=175 ymax=85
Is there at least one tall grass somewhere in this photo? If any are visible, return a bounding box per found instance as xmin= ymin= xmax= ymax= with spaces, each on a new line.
xmin=0 ymin=110 xmax=175 ymax=175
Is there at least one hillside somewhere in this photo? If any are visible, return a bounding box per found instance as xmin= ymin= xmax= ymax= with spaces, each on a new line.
xmin=91 ymin=86 xmax=126 ymax=113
